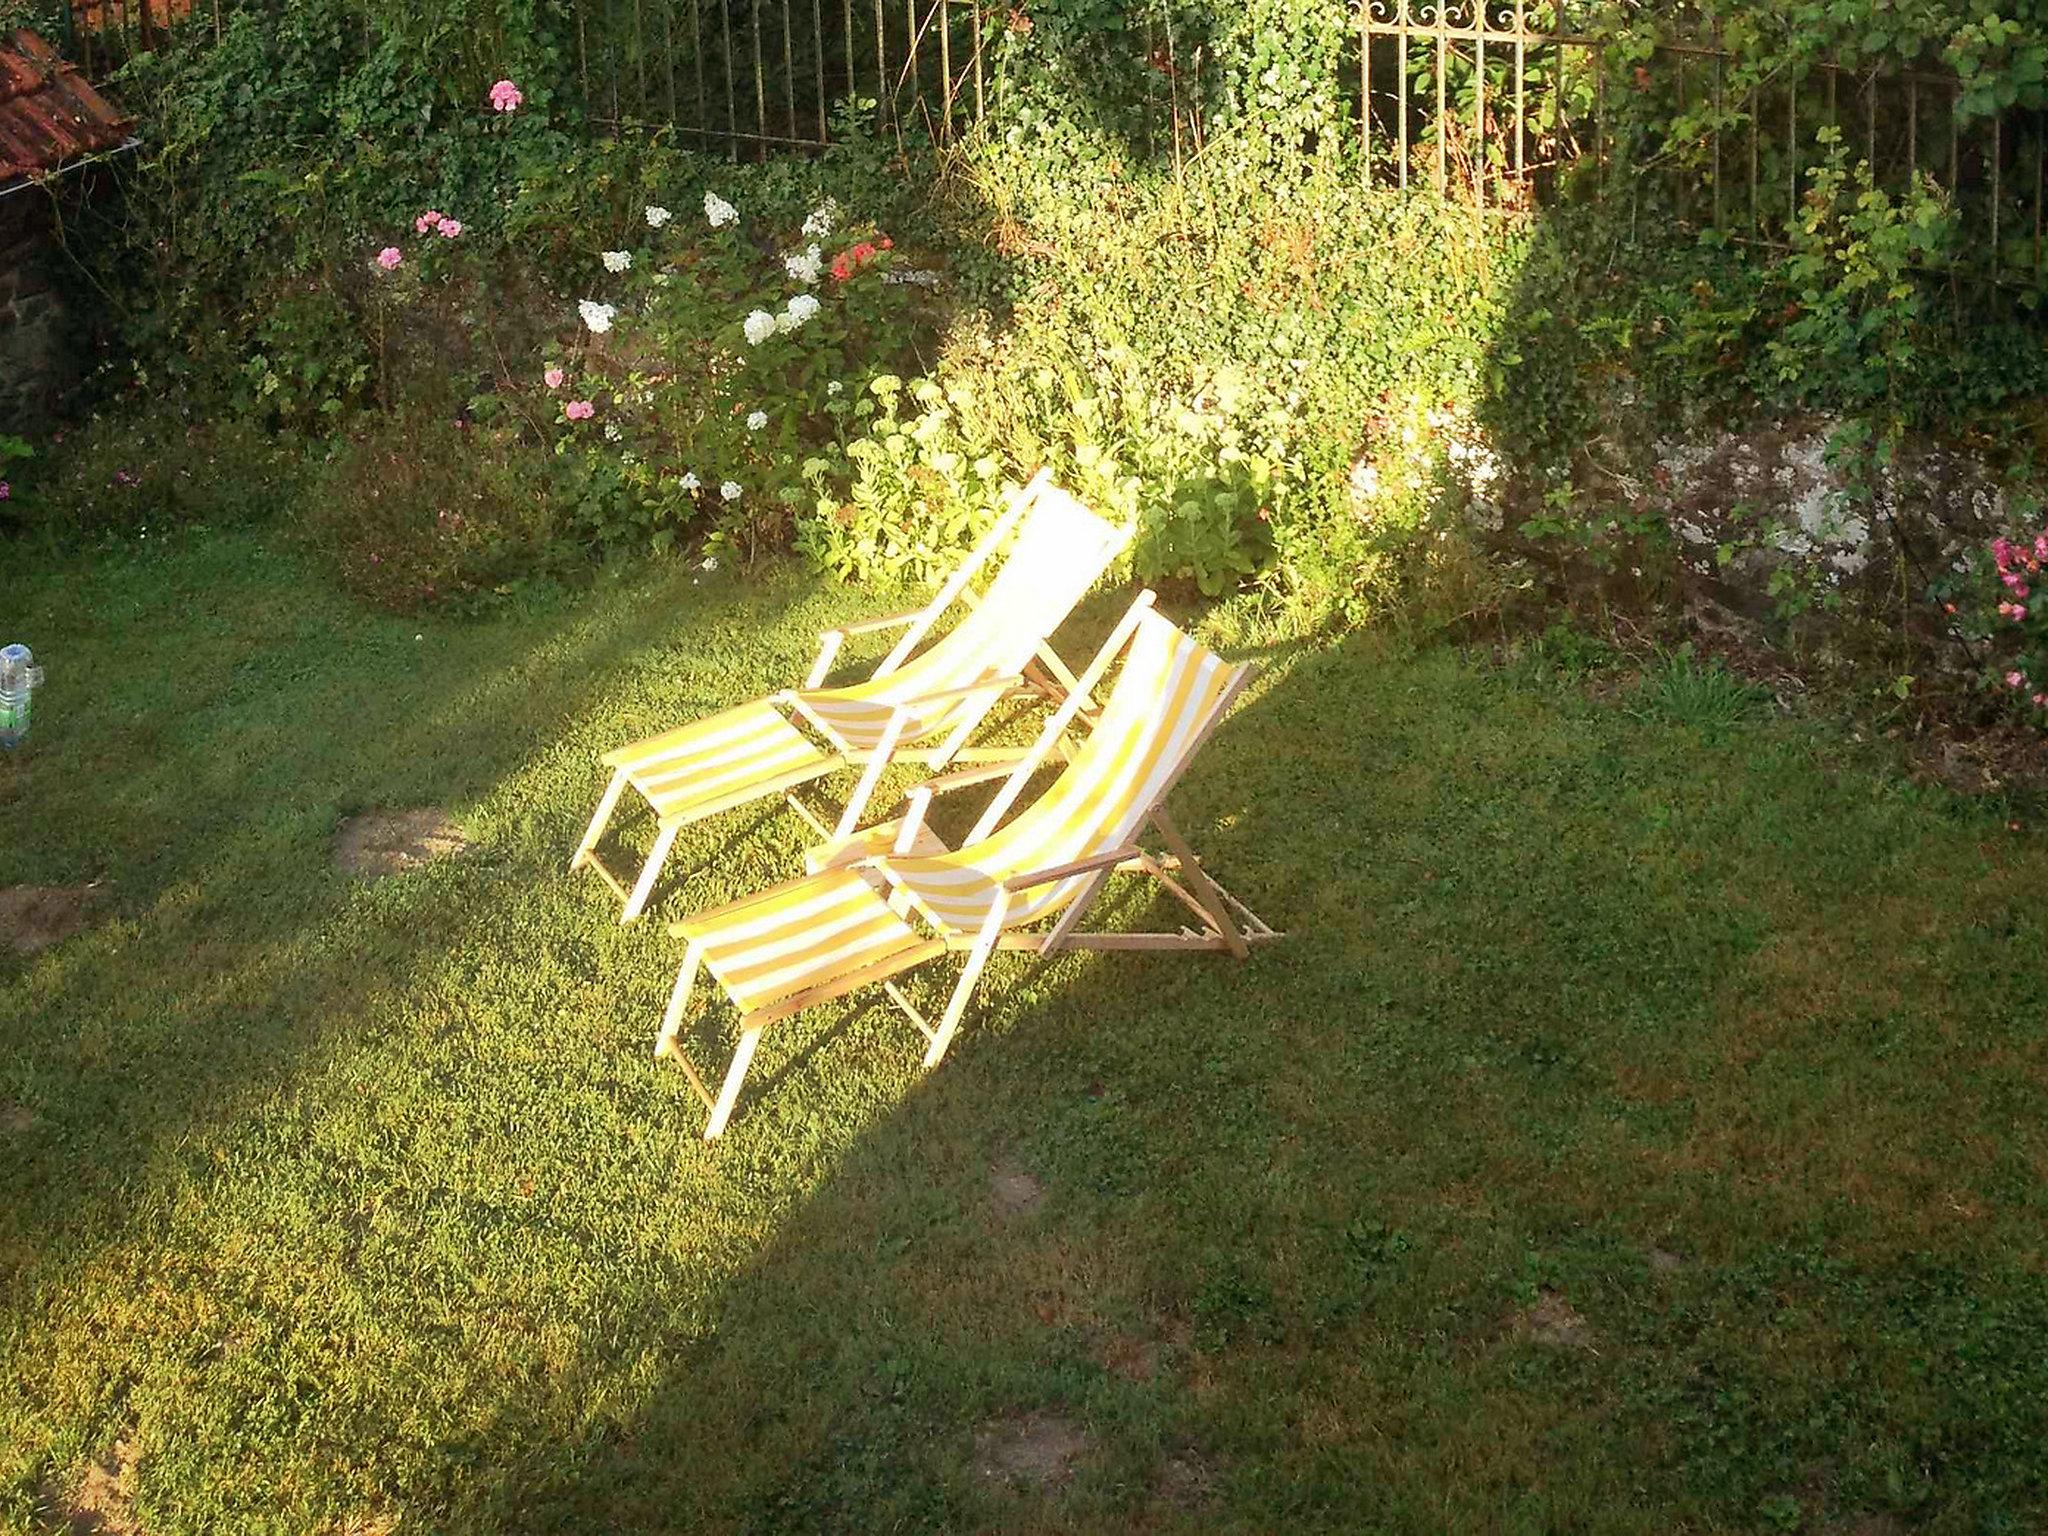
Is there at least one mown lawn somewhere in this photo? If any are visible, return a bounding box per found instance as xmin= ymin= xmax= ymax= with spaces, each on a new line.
xmin=5 ymin=528 xmax=2048 ymax=1533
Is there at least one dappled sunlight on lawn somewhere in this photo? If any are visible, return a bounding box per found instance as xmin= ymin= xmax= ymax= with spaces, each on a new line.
xmin=8 ymin=534 xmax=2048 ymax=1530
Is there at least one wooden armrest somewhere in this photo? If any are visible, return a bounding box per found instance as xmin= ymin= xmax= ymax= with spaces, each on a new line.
xmin=1001 ymin=844 xmax=1144 ymax=894
xmin=887 ymin=673 xmax=1028 ymax=711
xmin=908 ymin=760 xmax=1019 ymax=798
xmin=829 ymin=606 xmax=929 ymax=638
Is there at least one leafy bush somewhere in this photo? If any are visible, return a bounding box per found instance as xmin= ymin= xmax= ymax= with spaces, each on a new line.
xmin=298 ymin=415 xmax=564 ymax=611
xmin=1 ymin=410 xmax=305 ymax=538
xmin=537 ymin=190 xmax=934 ymax=567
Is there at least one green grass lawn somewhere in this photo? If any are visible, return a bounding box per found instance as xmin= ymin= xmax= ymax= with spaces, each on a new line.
xmin=6 ymin=528 xmax=2048 ymax=1533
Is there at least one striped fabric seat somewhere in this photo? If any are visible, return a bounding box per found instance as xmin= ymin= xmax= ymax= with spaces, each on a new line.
xmin=881 ymin=610 xmax=1238 ymax=934
xmin=790 ymin=485 xmax=1123 ymax=752
xmin=653 ymin=593 xmax=1276 ymax=1140
xmin=575 ymin=473 xmax=1131 ymax=925
xmin=604 ymin=700 xmax=836 ymax=825
xmin=677 ymin=869 xmax=942 ymax=1017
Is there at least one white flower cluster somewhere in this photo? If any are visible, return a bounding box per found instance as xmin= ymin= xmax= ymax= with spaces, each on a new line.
xmin=577 ymin=299 xmax=616 ymax=334
xmin=826 ymin=380 xmax=843 ymax=396
xmin=601 ymin=249 xmax=632 ymax=273
xmin=746 ymin=410 xmax=768 ymax=431
xmin=680 ymin=471 xmax=701 ymax=492
xmin=801 ymin=203 xmax=835 ymax=239
xmin=704 ymin=192 xmax=738 ymax=228
xmin=781 ymin=292 xmax=820 ymax=331
xmin=784 ymin=243 xmax=824 ymax=285
xmin=645 ymin=205 xmax=672 ymax=228
xmin=720 ymin=481 xmax=743 ymax=502
xmin=743 ymin=309 xmax=778 ymax=346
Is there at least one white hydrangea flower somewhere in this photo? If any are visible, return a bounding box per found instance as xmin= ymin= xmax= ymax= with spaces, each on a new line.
xmin=742 ymin=309 xmax=777 ymax=346
xmin=802 ymin=204 xmax=834 ymax=238
xmin=720 ymin=480 xmax=743 ymax=502
xmin=577 ymin=299 xmax=616 ymax=334
xmin=680 ymin=471 xmax=701 ymax=491
xmin=704 ymin=192 xmax=738 ymax=228
xmin=782 ymin=292 xmax=821 ymax=330
xmin=601 ymin=249 xmax=632 ymax=273
xmin=784 ymin=243 xmax=823 ymax=285
xmin=826 ymin=380 xmax=843 ymax=396
xmin=702 ymin=556 xmax=719 ymax=572
xmin=644 ymin=205 xmax=672 ymax=228
xmin=746 ymin=410 xmax=768 ymax=431
xmin=603 ymin=422 xmax=622 ymax=442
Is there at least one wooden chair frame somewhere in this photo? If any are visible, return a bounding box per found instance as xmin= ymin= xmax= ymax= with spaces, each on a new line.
xmin=572 ymin=471 xmax=1124 ymax=922
xmin=654 ymin=593 xmax=1281 ymax=1138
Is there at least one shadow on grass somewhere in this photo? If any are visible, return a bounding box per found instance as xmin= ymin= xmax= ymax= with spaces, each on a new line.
xmin=436 ymin=622 xmax=2048 ymax=1535
xmin=13 ymin=544 xmax=2048 ymax=1532
xmin=0 ymin=538 xmax=865 ymax=1428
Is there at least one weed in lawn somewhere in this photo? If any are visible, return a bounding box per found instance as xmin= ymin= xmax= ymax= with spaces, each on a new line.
xmin=1629 ymin=643 xmax=1775 ymax=739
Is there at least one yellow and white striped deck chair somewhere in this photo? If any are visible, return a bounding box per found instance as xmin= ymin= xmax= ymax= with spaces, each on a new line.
xmin=653 ymin=592 xmax=1281 ymax=1138
xmin=572 ymin=472 xmax=1129 ymax=922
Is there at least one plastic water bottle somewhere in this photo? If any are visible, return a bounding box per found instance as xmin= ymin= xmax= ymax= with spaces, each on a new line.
xmin=0 ymin=644 xmax=44 ymax=750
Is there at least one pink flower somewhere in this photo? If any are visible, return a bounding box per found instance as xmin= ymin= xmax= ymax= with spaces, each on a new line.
xmin=2016 ymin=606 xmax=2030 ymax=622
xmin=2006 ymin=671 xmax=2025 ymax=688
xmin=1999 ymin=603 xmax=2015 ymax=618
xmin=1994 ymin=536 xmax=2014 ymax=568
xmin=376 ymin=246 xmax=403 ymax=270
xmin=436 ymin=217 xmax=463 ymax=238
xmin=544 ymin=366 xmax=565 ymax=389
xmin=489 ymin=78 xmax=523 ymax=112
xmin=2034 ymin=694 xmax=2047 ymax=707
xmin=564 ymin=399 xmax=595 ymax=421
xmin=415 ymin=209 xmax=444 ymax=234
xmin=2035 ymin=533 xmax=2048 ymax=561
xmin=0 ymin=482 xmax=9 ymax=500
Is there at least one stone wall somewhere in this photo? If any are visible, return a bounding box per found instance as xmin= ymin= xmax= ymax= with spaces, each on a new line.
xmin=0 ymin=195 xmax=70 ymax=434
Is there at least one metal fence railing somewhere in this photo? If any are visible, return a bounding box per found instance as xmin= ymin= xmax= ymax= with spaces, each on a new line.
xmin=1353 ymin=0 xmax=2046 ymax=287
xmin=569 ymin=0 xmax=987 ymax=147
xmin=52 ymin=0 xmax=2048 ymax=287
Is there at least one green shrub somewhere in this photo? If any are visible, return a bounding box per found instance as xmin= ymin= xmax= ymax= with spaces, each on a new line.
xmin=1 ymin=409 xmax=305 ymax=538
xmin=297 ymin=415 xmax=566 ymax=611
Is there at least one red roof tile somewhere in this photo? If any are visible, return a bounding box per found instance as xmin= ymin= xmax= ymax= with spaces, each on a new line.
xmin=0 ymin=28 xmax=133 ymax=187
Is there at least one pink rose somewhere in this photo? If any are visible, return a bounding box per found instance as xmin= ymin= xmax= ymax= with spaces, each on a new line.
xmin=2007 ymin=671 xmax=2026 ymax=689
xmin=0 ymin=482 xmax=9 ymax=501
xmin=2016 ymin=607 xmax=2030 ymax=623
xmin=564 ymin=400 xmax=595 ymax=421
xmin=489 ymin=78 xmax=523 ymax=112
xmin=544 ymin=366 xmax=565 ymax=389
xmin=415 ymin=209 xmax=443 ymax=234
xmin=376 ymin=246 xmax=403 ymax=270
xmin=436 ymin=218 xmax=463 ymax=238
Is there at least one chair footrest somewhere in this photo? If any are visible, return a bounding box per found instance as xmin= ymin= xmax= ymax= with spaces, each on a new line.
xmin=804 ymin=817 xmax=950 ymax=876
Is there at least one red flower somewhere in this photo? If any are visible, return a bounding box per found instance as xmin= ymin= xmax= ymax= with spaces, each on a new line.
xmin=879 ymin=235 xmax=893 ymax=250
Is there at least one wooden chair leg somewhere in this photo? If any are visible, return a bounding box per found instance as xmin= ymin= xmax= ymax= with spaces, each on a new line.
xmin=833 ymin=711 xmax=909 ymax=841
xmin=622 ymin=823 xmax=681 ymax=924
xmin=1151 ymin=811 xmax=1250 ymax=961
xmin=704 ymin=1025 xmax=764 ymax=1140
xmin=571 ymin=768 xmax=629 ymax=872
xmin=924 ymin=935 xmax=996 ymax=1069
xmin=655 ymin=941 xmax=703 ymax=1059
